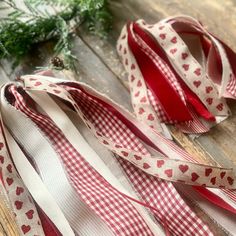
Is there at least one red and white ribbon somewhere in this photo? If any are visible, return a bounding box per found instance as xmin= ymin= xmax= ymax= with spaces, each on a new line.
xmin=117 ymin=16 xmax=236 ymax=134
xmin=0 ymin=101 xmax=45 ymax=235
xmin=116 ymin=14 xmax=236 ymax=232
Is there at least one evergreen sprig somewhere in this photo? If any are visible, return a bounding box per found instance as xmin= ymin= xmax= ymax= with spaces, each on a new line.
xmin=0 ymin=0 xmax=112 ymax=69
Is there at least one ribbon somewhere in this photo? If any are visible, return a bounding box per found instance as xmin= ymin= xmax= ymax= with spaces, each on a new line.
xmin=117 ymin=16 xmax=236 ymax=134
xmin=116 ymin=14 xmax=236 ymax=225
xmin=0 ymin=92 xmax=45 ymax=235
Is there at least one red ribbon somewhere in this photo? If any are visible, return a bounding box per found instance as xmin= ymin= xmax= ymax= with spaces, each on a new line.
xmin=132 ymin=23 xmax=215 ymax=122
xmin=127 ymin=23 xmax=193 ymax=122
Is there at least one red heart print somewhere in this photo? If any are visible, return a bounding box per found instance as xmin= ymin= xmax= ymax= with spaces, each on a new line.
xmin=140 ymin=97 xmax=147 ymax=103
xmin=179 ymin=164 xmax=189 ymax=173
xmin=21 ymin=225 xmax=31 ymax=234
xmin=193 ymin=80 xmax=201 ymax=88
xmin=6 ymin=177 xmax=13 ymax=186
xmin=170 ymin=48 xmax=177 ymax=54
xmin=34 ymin=81 xmax=42 ymax=86
xmin=143 ymin=163 xmax=150 ymax=169
xmin=49 ymin=83 xmax=57 ymax=88
xmin=182 ymin=64 xmax=189 ymax=71
xmin=125 ymin=58 xmax=128 ymax=65
xmin=157 ymin=160 xmax=165 ymax=168
xmin=115 ymin=144 xmax=122 ymax=148
xmin=194 ymin=68 xmax=201 ymax=76
xmin=147 ymin=114 xmax=154 ymax=121
xmin=137 ymin=80 xmax=142 ymax=87
xmin=159 ymin=33 xmax=166 ymax=40
xmin=0 ymin=155 xmax=4 ymax=164
xmin=134 ymin=91 xmax=140 ymax=97
xmin=205 ymin=168 xmax=212 ymax=177
xmin=220 ymin=171 xmax=226 ymax=179
xmin=138 ymin=107 xmax=145 ymax=114
xmin=131 ymin=75 xmax=135 ymax=82
xmin=227 ymin=176 xmax=234 ymax=185
xmin=210 ymin=177 xmax=216 ymax=185
xmin=121 ymin=34 xmax=126 ymax=39
xmin=121 ymin=151 xmax=129 ymax=157
xmin=131 ymin=64 xmax=135 ymax=70
xmin=206 ymin=86 xmax=213 ymax=93
xmin=15 ymin=200 xmax=23 ymax=210
xmin=164 ymin=169 xmax=173 ymax=178
xmin=16 ymin=187 xmax=24 ymax=196
xmin=206 ymin=98 xmax=213 ymax=105
xmin=171 ymin=36 xmax=177 ymax=43
xmin=181 ymin=53 xmax=188 ymax=60
xmin=191 ymin=172 xmax=199 ymax=182
xmin=103 ymin=140 xmax=109 ymax=145
xmin=159 ymin=26 xmax=164 ymax=30
xmin=7 ymin=164 xmax=12 ymax=173
xmin=216 ymin=103 xmax=223 ymax=111
xmin=134 ymin=155 xmax=142 ymax=160
xmin=123 ymin=48 xmax=127 ymax=54
xmin=0 ymin=143 xmax=4 ymax=150
xmin=25 ymin=209 xmax=34 ymax=220
xmin=53 ymin=89 xmax=61 ymax=94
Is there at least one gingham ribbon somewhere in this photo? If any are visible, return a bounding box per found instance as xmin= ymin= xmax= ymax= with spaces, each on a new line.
xmin=117 ymin=16 xmax=236 ymax=134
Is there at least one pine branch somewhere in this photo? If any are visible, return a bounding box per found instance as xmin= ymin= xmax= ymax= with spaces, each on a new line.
xmin=0 ymin=0 xmax=112 ymax=69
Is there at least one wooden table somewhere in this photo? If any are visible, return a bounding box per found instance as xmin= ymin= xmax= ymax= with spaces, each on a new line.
xmin=1 ymin=0 xmax=236 ymax=235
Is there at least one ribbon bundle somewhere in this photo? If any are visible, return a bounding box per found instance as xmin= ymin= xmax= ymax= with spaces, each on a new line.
xmin=0 ymin=15 xmax=235 ymax=236
xmin=117 ymin=15 xmax=236 ymax=134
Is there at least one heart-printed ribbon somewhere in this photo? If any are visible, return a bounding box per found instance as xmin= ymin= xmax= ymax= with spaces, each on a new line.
xmin=21 ymin=75 xmax=236 ymax=190
xmin=0 ymin=117 xmax=45 ymax=235
xmin=117 ymin=16 xmax=236 ymax=134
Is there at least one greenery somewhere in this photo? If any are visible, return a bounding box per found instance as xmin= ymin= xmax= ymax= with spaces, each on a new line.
xmin=0 ymin=0 xmax=112 ymax=69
